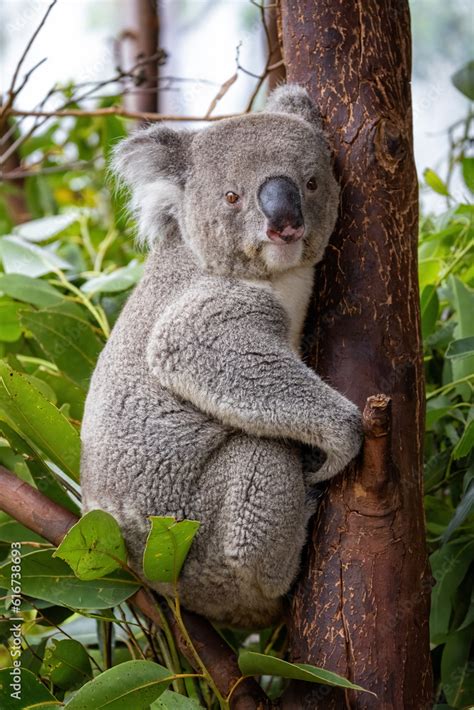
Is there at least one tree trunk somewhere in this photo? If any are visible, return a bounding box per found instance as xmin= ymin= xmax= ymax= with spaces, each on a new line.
xmin=279 ymin=1 xmax=433 ymax=707
xmin=126 ymin=0 xmax=160 ymax=114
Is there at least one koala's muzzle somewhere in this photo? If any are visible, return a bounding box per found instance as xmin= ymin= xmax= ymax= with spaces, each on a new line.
xmin=258 ymin=176 xmax=305 ymax=244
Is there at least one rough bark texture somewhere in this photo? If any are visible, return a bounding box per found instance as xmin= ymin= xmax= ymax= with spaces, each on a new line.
xmin=0 ymin=465 xmax=270 ymax=710
xmin=279 ymin=1 xmax=433 ymax=707
xmin=129 ymin=0 xmax=160 ymax=113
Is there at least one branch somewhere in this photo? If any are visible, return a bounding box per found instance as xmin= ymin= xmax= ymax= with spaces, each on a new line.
xmin=0 ymin=465 xmax=270 ymax=709
xmin=7 ymin=107 xmax=239 ymax=122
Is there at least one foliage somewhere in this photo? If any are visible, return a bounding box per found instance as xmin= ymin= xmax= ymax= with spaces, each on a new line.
xmin=420 ymin=67 xmax=474 ymax=706
xmin=0 ymin=64 xmax=472 ymax=709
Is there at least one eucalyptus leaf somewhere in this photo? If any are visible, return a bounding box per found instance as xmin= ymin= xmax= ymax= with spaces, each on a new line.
xmin=238 ymin=651 xmax=373 ymax=694
xmin=0 ymin=550 xmax=139 ymax=609
xmin=0 ymin=667 xmax=58 ymax=710
xmin=0 ymin=273 xmax=63 ymax=308
xmin=0 ymin=360 xmax=81 ymax=482
xmin=14 ymin=213 xmax=80 ymax=243
xmin=65 ymin=660 xmax=172 ymax=709
xmin=54 ymin=510 xmax=127 ymax=581
xmin=143 ymin=516 xmax=200 ymax=584
xmin=40 ymin=638 xmax=92 ymax=690
xmin=151 ymin=690 xmax=203 ymax=709
xmin=0 ymin=236 xmax=72 ymax=277
xmin=441 ymin=624 xmax=474 ymax=707
xmin=0 ymin=299 xmax=26 ymax=342
xmin=445 ymin=337 xmax=474 ymax=361
xmin=82 ymin=261 xmax=144 ymax=295
xmin=430 ymin=539 xmax=474 ymax=643
xmin=20 ymin=308 xmax=104 ymax=389
xmin=451 ymin=60 xmax=474 ymax=100
xmin=424 ymin=169 xmax=450 ymax=197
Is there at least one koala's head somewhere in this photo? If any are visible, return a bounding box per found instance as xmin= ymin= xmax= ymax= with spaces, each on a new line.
xmin=113 ymin=85 xmax=339 ymax=278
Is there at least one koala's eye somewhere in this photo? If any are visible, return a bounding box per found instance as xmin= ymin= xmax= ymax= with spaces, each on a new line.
xmin=225 ymin=191 xmax=240 ymax=204
xmin=306 ymin=176 xmax=318 ymax=191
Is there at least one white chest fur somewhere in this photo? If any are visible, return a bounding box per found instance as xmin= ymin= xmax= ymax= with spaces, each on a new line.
xmin=244 ymin=266 xmax=314 ymax=354
xmin=270 ymin=266 xmax=314 ymax=353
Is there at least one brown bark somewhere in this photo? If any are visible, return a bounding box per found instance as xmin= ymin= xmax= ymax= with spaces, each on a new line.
xmin=279 ymin=1 xmax=432 ymax=708
xmin=0 ymin=465 xmax=270 ymax=710
xmin=126 ymin=0 xmax=160 ymax=114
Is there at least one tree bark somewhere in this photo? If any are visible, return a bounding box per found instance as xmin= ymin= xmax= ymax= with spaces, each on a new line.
xmin=126 ymin=0 xmax=160 ymax=114
xmin=279 ymin=1 xmax=433 ymax=707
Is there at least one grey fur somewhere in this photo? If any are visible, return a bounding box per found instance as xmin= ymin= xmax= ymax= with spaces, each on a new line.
xmin=81 ymin=85 xmax=362 ymax=628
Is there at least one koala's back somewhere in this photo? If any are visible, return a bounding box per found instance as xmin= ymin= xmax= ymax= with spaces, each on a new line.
xmin=81 ymin=237 xmax=228 ymax=521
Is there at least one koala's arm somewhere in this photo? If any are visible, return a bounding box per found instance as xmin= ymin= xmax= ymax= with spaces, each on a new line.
xmin=147 ymin=280 xmax=362 ymax=482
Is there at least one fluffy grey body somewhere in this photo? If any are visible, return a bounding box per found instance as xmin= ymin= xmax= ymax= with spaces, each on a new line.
xmin=81 ymin=85 xmax=363 ymax=627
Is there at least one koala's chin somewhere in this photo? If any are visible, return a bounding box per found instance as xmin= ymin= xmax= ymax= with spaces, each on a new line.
xmin=261 ymin=238 xmax=305 ymax=273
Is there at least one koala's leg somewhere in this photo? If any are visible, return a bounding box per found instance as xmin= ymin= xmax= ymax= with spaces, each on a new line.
xmin=212 ymin=433 xmax=309 ymax=600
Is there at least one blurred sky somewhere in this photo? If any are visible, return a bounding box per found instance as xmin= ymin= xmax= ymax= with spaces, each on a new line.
xmin=1 ymin=0 xmax=472 ymax=210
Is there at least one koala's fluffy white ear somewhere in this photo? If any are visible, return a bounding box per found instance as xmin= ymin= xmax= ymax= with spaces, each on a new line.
xmin=265 ymin=84 xmax=323 ymax=130
xmin=111 ymin=125 xmax=193 ymax=248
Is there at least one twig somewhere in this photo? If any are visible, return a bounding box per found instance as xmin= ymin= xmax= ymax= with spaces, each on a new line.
xmin=6 ymin=0 xmax=57 ymax=101
xmin=204 ymin=72 xmax=238 ymax=118
xmin=8 ymin=107 xmax=239 ymax=122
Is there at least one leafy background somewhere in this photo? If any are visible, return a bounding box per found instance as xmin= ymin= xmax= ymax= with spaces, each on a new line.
xmin=0 ymin=60 xmax=473 ymax=710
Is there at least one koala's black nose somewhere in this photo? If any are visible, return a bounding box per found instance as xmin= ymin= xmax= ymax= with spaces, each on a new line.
xmin=258 ymin=176 xmax=304 ymax=244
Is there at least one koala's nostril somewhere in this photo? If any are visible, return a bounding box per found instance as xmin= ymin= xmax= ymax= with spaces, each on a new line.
xmin=258 ymin=176 xmax=304 ymax=241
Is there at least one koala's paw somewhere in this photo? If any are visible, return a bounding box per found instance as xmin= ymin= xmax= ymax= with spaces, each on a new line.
xmin=307 ymin=402 xmax=363 ymax=484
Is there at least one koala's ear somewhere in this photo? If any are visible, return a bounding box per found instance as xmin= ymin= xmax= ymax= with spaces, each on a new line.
xmin=265 ymin=84 xmax=323 ymax=129
xmin=111 ymin=125 xmax=193 ymax=247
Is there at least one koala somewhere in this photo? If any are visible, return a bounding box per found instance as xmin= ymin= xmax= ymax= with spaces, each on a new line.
xmin=80 ymin=85 xmax=363 ymax=628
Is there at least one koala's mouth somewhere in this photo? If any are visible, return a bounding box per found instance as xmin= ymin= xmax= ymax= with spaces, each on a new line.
xmin=266 ymin=224 xmax=305 ymax=245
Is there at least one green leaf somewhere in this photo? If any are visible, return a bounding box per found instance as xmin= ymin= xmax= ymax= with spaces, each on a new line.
xmin=238 ymin=651 xmax=374 ymax=694
xmin=445 ymin=336 xmax=474 ymax=360
xmin=453 ymin=420 xmax=474 ymax=460
xmin=41 ymin=638 xmax=92 ymax=690
xmin=0 ymin=421 xmax=80 ymax=515
xmin=20 ymin=308 xmax=104 ymax=389
xmin=424 ymin=169 xmax=450 ymax=197
xmin=33 ymin=369 xmax=85 ymax=421
xmin=0 ymin=360 xmax=81 ymax=482
xmin=54 ymin=510 xmax=127 ymax=581
xmin=143 ymin=516 xmax=200 ymax=584
xmin=451 ymin=61 xmax=474 ymax=100
xmin=419 ymin=258 xmax=442 ymax=291
xmin=82 ymin=261 xmax=144 ymax=295
xmin=151 ymin=690 xmax=203 ymax=709
xmin=65 ymin=660 xmax=172 ymax=710
xmin=421 ymin=285 xmax=439 ymax=340
xmin=0 ymin=550 xmax=139 ymax=609
xmin=462 ymin=157 xmax=474 ymax=194
xmin=0 ymin=514 xmax=48 ymax=545
xmin=13 ymin=213 xmax=80 ymax=243
xmin=441 ymin=624 xmax=474 ymax=707
xmin=0 ymin=274 xmax=64 ymax=308
xmin=442 ymin=484 xmax=474 ymax=542
xmin=0 ymin=236 xmax=71 ymax=277
xmin=430 ymin=539 xmax=474 ymax=643
xmin=0 ymin=299 xmax=26 ymax=342
xmin=448 ymin=276 xmax=474 ymax=386
xmin=0 ymin=667 xmax=58 ymax=709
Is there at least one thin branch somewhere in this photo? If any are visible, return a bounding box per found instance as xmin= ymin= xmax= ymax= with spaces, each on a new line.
xmin=6 ymin=0 xmax=57 ymax=100
xmin=8 ymin=107 xmax=239 ymax=122
xmin=204 ymin=72 xmax=238 ymax=118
